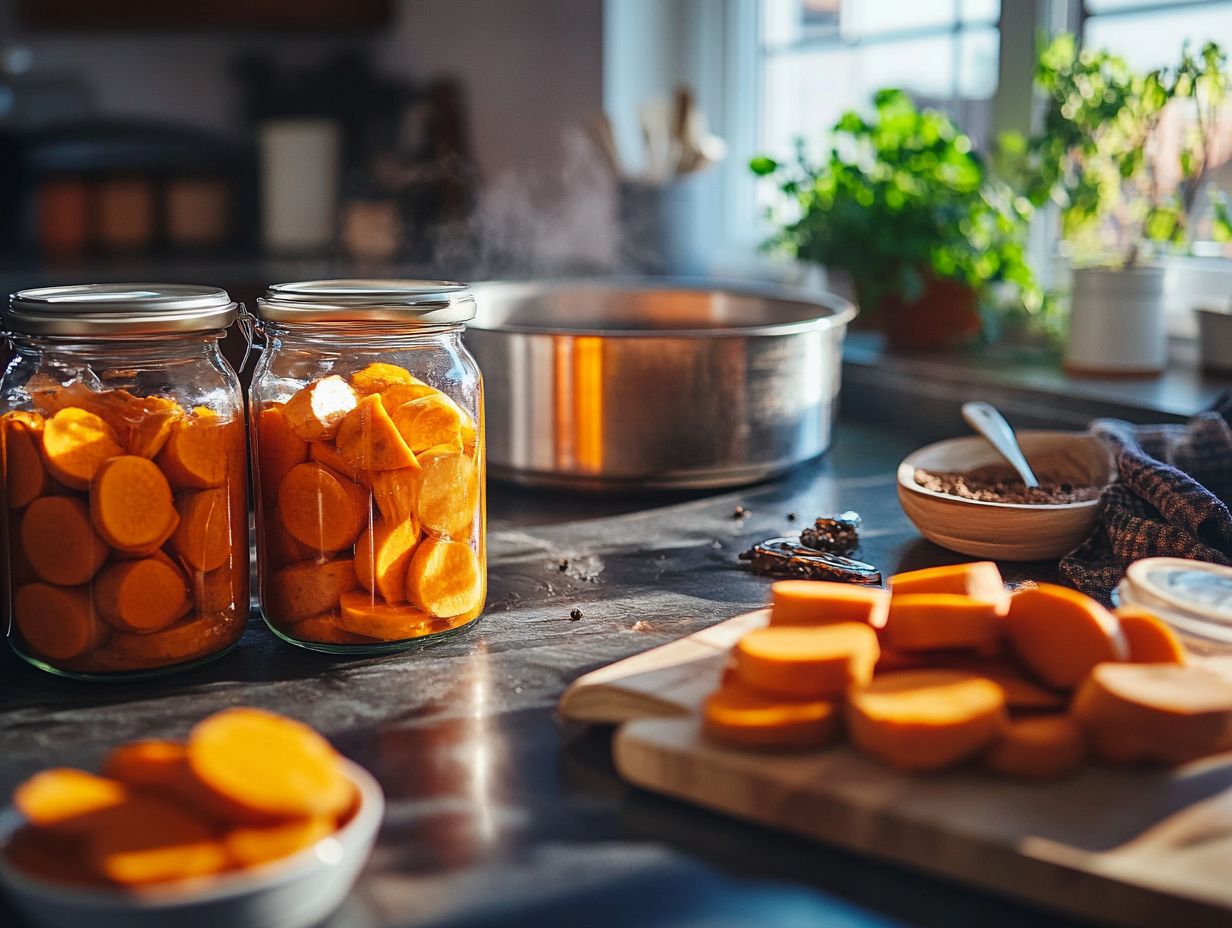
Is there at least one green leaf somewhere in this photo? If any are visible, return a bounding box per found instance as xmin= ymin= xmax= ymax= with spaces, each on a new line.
xmin=749 ymin=155 xmax=779 ymax=176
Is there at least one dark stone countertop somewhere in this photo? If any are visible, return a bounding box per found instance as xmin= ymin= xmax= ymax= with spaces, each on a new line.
xmin=0 ymin=421 xmax=1088 ymax=928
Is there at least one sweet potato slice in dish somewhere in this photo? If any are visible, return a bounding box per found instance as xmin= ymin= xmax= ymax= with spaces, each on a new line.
xmin=1114 ymin=606 xmax=1188 ymax=664
xmin=702 ymin=683 xmax=840 ymax=750
xmin=85 ymin=794 xmax=229 ymax=885
xmin=888 ymin=562 xmax=1010 ymax=614
xmin=732 ymin=623 xmax=880 ymax=699
xmin=1004 ymin=584 xmax=1127 ymax=689
xmin=882 ymin=594 xmax=1002 ymax=652
xmin=13 ymin=768 xmax=128 ymax=833
xmin=846 ymin=669 xmax=1007 ymax=773
xmin=187 ymin=707 xmax=353 ymax=823
xmin=770 ymin=580 xmax=891 ymax=628
xmin=984 ymin=714 xmax=1085 ymax=780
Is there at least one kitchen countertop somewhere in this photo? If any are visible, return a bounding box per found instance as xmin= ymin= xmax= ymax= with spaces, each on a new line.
xmin=0 ymin=420 xmax=1091 ymax=928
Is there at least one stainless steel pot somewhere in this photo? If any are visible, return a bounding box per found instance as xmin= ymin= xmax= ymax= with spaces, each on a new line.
xmin=467 ymin=279 xmax=856 ymax=491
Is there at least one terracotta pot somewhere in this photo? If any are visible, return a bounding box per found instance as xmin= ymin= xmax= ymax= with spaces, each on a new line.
xmin=875 ymin=277 xmax=982 ymax=351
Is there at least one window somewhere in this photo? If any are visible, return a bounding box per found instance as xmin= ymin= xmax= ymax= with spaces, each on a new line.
xmin=758 ymin=0 xmax=1002 ymax=166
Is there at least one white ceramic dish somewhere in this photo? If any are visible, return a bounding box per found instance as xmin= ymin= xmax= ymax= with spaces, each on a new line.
xmin=0 ymin=760 xmax=382 ymax=928
xmin=897 ymin=430 xmax=1115 ymax=561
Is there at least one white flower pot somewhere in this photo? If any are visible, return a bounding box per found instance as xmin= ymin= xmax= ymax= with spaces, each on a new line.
xmin=1065 ymin=266 xmax=1168 ymax=374
xmin=1197 ymin=307 xmax=1232 ymax=374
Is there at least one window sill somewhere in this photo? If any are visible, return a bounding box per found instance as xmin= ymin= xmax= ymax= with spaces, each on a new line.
xmin=841 ymin=331 xmax=1230 ymax=442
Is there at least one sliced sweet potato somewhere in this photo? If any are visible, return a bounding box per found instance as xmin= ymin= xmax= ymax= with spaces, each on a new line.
xmin=882 ymin=594 xmax=1002 ymax=652
xmin=102 ymin=740 xmax=190 ymax=793
xmin=337 ymin=590 xmax=433 ymax=640
xmin=984 ymin=714 xmax=1086 ymax=780
xmin=1115 ymin=606 xmax=1188 ymax=665
xmin=282 ymin=376 xmax=358 ymax=442
xmin=266 ymin=518 xmax=316 ymax=569
xmin=732 ymin=623 xmax=880 ymax=699
xmin=390 ymin=393 xmax=469 ymax=454
xmin=335 ymin=394 xmax=418 ymax=472
xmin=355 ymin=519 xmax=420 ymax=603
xmin=277 ymin=462 xmax=369 ymax=553
xmin=269 ymin=558 xmax=359 ymax=623
xmin=156 ymin=409 xmax=232 ymax=490
xmin=13 ymin=582 xmax=106 ymax=660
xmin=257 ymin=403 xmax=308 ymax=504
xmin=124 ymin=394 xmax=183 ymax=458
xmin=371 ymin=466 xmax=419 ymax=523
xmin=94 ymin=557 xmax=191 ymax=633
xmin=702 ymin=682 xmax=840 ymax=749
xmin=21 ymin=496 xmax=107 ymax=585
xmin=173 ymin=488 xmax=234 ymax=572
xmin=1004 ymin=584 xmax=1128 ymax=689
xmin=77 ymin=613 xmax=238 ymax=672
xmin=85 ymin=794 xmax=229 ymax=885
xmin=4 ymin=410 xmax=49 ymax=508
xmin=309 ymin=440 xmax=370 ymax=485
xmin=377 ymin=382 xmax=438 ymax=414
xmin=190 ymin=565 xmax=239 ymax=615
xmin=41 ymin=406 xmax=124 ymax=489
xmin=350 ymin=362 xmax=419 ymax=396
xmin=224 ymin=817 xmax=335 ymax=868
xmin=770 ymin=580 xmax=891 ymax=628
xmin=90 ymin=454 xmax=179 ymax=553
xmin=3 ymin=826 xmax=100 ymax=886
xmin=286 ymin=611 xmax=379 ymax=645
xmin=415 ymin=450 xmax=477 ymax=538
xmin=405 ymin=537 xmax=483 ymax=618
xmin=846 ymin=669 xmax=1007 ymax=773
xmin=13 ymin=768 xmax=128 ymax=833
xmin=889 ymin=562 xmax=1011 ymax=614
xmin=187 ymin=707 xmax=353 ymax=822
xmin=1072 ymin=662 xmax=1232 ymax=765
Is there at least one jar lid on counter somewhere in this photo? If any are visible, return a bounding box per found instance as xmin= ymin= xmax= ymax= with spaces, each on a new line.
xmin=1117 ymin=557 xmax=1232 ymax=653
xmin=256 ymin=279 xmax=476 ymax=325
xmin=6 ymin=284 xmax=238 ymax=336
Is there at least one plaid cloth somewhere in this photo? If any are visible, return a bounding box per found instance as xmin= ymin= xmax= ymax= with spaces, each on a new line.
xmin=1060 ymin=394 xmax=1232 ymax=606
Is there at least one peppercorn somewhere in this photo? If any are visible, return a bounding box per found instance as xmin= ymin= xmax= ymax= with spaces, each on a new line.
xmin=569 ymin=608 xmax=583 ymax=621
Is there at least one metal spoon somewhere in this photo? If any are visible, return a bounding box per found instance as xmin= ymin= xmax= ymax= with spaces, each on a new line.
xmin=961 ymin=401 xmax=1040 ymax=488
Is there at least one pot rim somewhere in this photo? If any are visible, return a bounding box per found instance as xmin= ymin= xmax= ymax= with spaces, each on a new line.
xmin=468 ymin=277 xmax=857 ymax=339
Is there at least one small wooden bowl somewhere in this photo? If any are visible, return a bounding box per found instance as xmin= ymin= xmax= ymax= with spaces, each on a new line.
xmin=897 ymin=431 xmax=1115 ymax=561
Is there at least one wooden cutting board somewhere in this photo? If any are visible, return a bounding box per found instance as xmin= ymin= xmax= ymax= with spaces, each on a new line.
xmin=560 ymin=610 xmax=1232 ymax=928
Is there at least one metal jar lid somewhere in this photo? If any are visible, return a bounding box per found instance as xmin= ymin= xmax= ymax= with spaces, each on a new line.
xmin=256 ymin=279 xmax=476 ymax=325
xmin=6 ymin=284 xmax=239 ymax=336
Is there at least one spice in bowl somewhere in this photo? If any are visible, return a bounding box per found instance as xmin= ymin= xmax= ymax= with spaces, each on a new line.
xmin=914 ymin=465 xmax=1101 ymax=505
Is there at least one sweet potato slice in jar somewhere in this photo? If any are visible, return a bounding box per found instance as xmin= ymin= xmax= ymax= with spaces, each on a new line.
xmin=41 ymin=407 xmax=124 ymax=489
xmin=309 ymin=440 xmax=371 ymax=485
xmin=390 ymin=393 xmax=471 ymax=454
xmin=90 ymin=455 xmax=179 ymax=554
xmin=269 ymin=558 xmax=360 ymax=624
xmin=3 ymin=411 xmax=49 ymax=508
xmin=73 ymin=613 xmax=239 ymax=673
xmin=287 ymin=611 xmax=380 ymax=645
xmin=173 ymin=488 xmax=235 ymax=573
xmin=14 ymin=582 xmax=107 ymax=661
xmin=337 ymin=590 xmax=433 ymax=640
xmin=22 ymin=496 xmax=107 ymax=585
xmin=335 ymin=393 xmax=418 ymax=471
xmin=124 ymin=394 xmax=184 ymax=458
xmin=350 ymin=362 xmax=420 ymax=396
xmin=377 ymin=382 xmax=439 ymax=414
xmin=846 ymin=669 xmax=1007 ymax=773
xmin=278 ymin=462 xmax=368 ymax=554
xmin=371 ymin=466 xmax=419 ymax=524
xmin=282 ymin=376 xmax=358 ymax=442
xmin=405 ymin=537 xmax=483 ymax=618
xmin=355 ymin=518 xmax=420 ymax=603
xmin=155 ymin=408 xmax=233 ymax=490
xmin=93 ymin=558 xmax=191 ymax=633
xmin=256 ymin=403 xmax=309 ymax=505
xmin=188 ymin=707 xmax=353 ymax=822
xmin=416 ymin=450 xmax=477 ymax=538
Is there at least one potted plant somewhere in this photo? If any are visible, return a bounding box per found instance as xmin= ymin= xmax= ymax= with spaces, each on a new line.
xmin=1021 ymin=35 xmax=1231 ymax=374
xmin=751 ymin=89 xmax=1041 ymax=351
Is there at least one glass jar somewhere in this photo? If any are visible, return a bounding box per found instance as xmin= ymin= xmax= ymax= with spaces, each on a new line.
xmin=2 ymin=284 xmax=249 ymax=679
xmin=250 ymin=280 xmax=486 ymax=652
